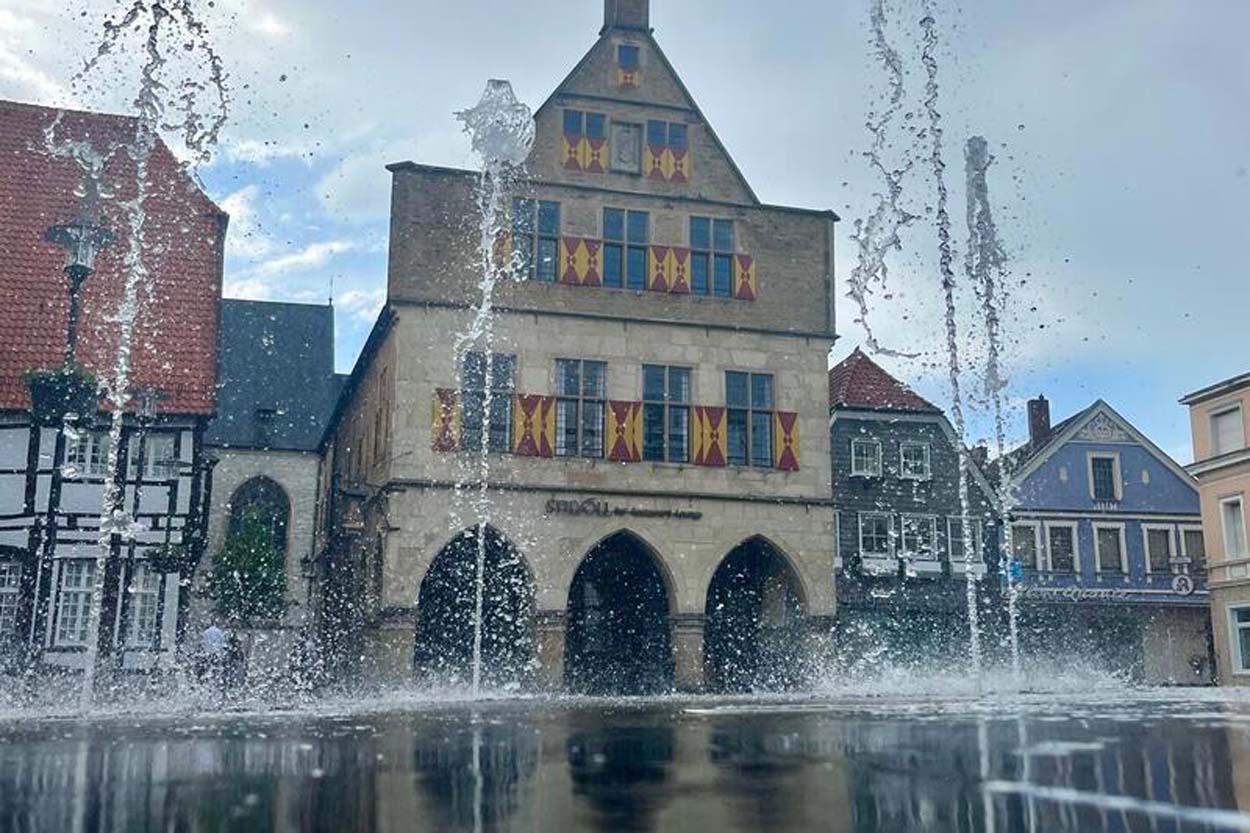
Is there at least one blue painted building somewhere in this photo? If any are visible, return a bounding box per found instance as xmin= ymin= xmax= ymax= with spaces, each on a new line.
xmin=1002 ymin=397 xmax=1211 ymax=683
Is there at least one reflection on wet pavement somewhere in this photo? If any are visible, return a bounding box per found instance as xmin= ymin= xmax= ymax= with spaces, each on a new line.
xmin=3 ymin=696 xmax=1250 ymax=832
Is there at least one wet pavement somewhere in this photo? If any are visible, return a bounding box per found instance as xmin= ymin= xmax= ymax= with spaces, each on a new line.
xmin=3 ymin=692 xmax=1250 ymax=832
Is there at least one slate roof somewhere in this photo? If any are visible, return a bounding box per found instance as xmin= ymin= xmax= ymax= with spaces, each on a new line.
xmin=0 ymin=99 xmax=225 ymax=415
xmin=828 ymin=348 xmax=941 ymax=414
xmin=204 ymin=299 xmax=339 ymax=452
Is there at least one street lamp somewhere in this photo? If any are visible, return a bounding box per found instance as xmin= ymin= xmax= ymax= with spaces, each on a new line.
xmin=44 ymin=182 xmax=113 ymax=363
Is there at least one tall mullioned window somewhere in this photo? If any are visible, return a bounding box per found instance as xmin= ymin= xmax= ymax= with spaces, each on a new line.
xmin=0 ymin=561 xmax=20 ymax=641
xmin=462 ymin=352 xmax=516 ymax=454
xmin=1090 ymin=455 xmax=1118 ymax=501
xmin=642 ymin=365 xmax=690 ymax=463
xmin=55 ymin=560 xmax=96 ymax=646
xmin=690 ymin=217 xmax=734 ymax=297
xmin=513 ymin=199 xmax=560 ymax=282
xmin=1046 ymin=525 xmax=1077 ymax=572
xmin=563 ymin=109 xmax=606 ymax=142
xmin=859 ymin=514 xmax=893 ymax=558
xmin=555 ymin=359 xmax=606 ymax=458
xmin=726 ymin=371 xmax=773 ymax=467
xmin=603 ymin=208 xmax=649 ymax=290
xmin=127 ymin=565 xmax=162 ymax=647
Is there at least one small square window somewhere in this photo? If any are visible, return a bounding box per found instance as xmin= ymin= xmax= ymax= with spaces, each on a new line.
xmin=851 ymin=439 xmax=882 ymax=477
xmin=900 ymin=443 xmax=931 ymax=479
xmin=618 ymin=44 xmax=640 ymax=70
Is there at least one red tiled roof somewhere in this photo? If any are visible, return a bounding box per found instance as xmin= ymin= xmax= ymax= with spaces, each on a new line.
xmin=0 ymin=99 xmax=224 ymax=416
xmin=828 ymin=348 xmax=941 ymax=413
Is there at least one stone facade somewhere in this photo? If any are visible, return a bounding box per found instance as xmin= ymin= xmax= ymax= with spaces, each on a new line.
xmin=316 ymin=3 xmax=838 ymax=692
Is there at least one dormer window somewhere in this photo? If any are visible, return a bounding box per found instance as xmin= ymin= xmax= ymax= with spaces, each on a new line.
xmin=617 ymin=44 xmax=641 ymax=87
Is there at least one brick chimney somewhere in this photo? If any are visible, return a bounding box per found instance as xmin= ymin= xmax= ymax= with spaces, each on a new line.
xmin=604 ymin=0 xmax=650 ymax=32
xmin=1028 ymin=395 xmax=1051 ymax=448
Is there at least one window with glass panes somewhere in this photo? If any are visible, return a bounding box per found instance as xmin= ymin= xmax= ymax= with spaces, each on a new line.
xmin=512 ymin=198 xmax=560 ymax=282
xmin=563 ymin=109 xmax=606 ymax=142
xmin=1046 ymin=525 xmax=1077 ymax=571
xmin=947 ymin=517 xmax=983 ymax=562
xmin=127 ymin=565 xmax=162 ymax=647
xmin=1096 ymin=526 xmax=1125 ymax=572
xmin=55 ymin=560 xmax=96 ymax=646
xmin=1233 ymin=607 xmax=1250 ymax=672
xmin=131 ymin=433 xmax=176 ymax=480
xmin=555 ymin=359 xmax=606 ymax=458
xmin=646 ymin=119 xmax=687 ymax=152
xmin=899 ymin=442 xmax=931 ymax=479
xmin=1146 ymin=528 xmax=1173 ymax=573
xmin=461 ymin=352 xmax=515 ymax=454
xmin=66 ymin=432 xmax=110 ymax=478
xmin=690 ymin=217 xmax=734 ymax=297
xmin=618 ymin=44 xmax=640 ymax=71
xmin=900 ymin=516 xmax=937 ymax=559
xmin=1011 ymin=524 xmax=1039 ymax=570
xmin=0 ymin=561 xmax=20 ymax=640
xmin=860 ymin=514 xmax=892 ymax=557
xmin=726 ymin=371 xmax=773 ymax=467
xmin=1183 ymin=528 xmax=1207 ymax=570
xmin=603 ymin=208 xmax=649 ymax=290
xmin=851 ymin=438 xmax=882 ymax=477
xmin=1090 ymin=456 xmax=1118 ymax=501
xmin=642 ymin=365 xmax=690 ymax=463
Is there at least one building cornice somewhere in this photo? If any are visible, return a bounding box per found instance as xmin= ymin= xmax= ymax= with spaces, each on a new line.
xmin=382 ymin=477 xmax=836 ymax=508
xmin=1187 ymin=447 xmax=1250 ymax=477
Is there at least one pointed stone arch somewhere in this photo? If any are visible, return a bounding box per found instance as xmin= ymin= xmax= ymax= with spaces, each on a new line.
xmin=704 ymin=535 xmax=809 ymax=692
xmin=413 ymin=524 xmax=536 ymax=688
xmin=564 ymin=529 xmax=675 ymax=695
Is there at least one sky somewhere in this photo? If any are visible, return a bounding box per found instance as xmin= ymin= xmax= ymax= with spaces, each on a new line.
xmin=0 ymin=0 xmax=1246 ymax=462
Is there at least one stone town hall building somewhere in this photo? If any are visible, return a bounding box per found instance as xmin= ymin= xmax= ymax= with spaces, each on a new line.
xmin=316 ymin=0 xmax=838 ymax=692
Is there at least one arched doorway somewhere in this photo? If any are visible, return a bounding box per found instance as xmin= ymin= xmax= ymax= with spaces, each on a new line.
xmin=413 ymin=526 xmax=535 ymax=689
xmin=565 ymin=531 xmax=674 ymax=695
xmin=704 ymin=537 xmax=807 ymax=693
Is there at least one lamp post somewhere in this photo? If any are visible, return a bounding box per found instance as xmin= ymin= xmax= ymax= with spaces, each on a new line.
xmin=24 ymin=185 xmax=113 ymax=672
xmin=44 ymin=182 xmax=113 ymax=364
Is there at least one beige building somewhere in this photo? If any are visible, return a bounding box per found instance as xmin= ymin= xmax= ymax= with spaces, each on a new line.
xmin=1183 ymin=372 xmax=1250 ymax=684
xmin=315 ymin=0 xmax=838 ymax=693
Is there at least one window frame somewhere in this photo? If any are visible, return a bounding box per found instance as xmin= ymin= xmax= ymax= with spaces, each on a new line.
xmin=125 ymin=564 xmax=163 ymax=648
xmin=641 ymin=364 xmax=691 ymax=464
xmin=512 ymin=198 xmax=561 ymax=282
xmin=65 ymin=431 xmax=111 ymax=479
xmin=617 ymin=43 xmax=641 ymax=71
xmin=0 ymin=560 xmax=20 ymax=641
xmin=130 ymin=432 xmax=177 ymax=481
xmin=1010 ymin=522 xmax=1042 ymax=572
xmin=1043 ymin=520 xmax=1081 ymax=573
xmin=899 ymin=441 xmax=932 ymax=480
xmin=1180 ymin=525 xmax=1207 ymax=572
xmin=1093 ymin=522 xmax=1129 ymax=575
xmin=850 ymin=438 xmax=883 ymax=478
xmin=1221 ymin=495 xmax=1249 ymax=559
xmin=1211 ymin=405 xmax=1245 ymax=457
xmin=858 ymin=512 xmax=894 ymax=560
xmin=689 ymin=216 xmax=735 ymax=297
xmin=554 ymin=359 xmax=607 ymax=459
xmin=1087 ymin=452 xmax=1123 ymax=503
xmin=54 ymin=559 xmax=97 ymax=648
xmin=724 ymin=370 xmax=774 ymax=468
xmin=1227 ymin=603 xmax=1250 ymax=675
xmin=899 ymin=515 xmax=939 ymax=562
xmin=1141 ymin=523 xmax=1177 ymax=575
xmin=460 ymin=351 xmax=516 ymax=455
xmin=946 ymin=516 xmax=984 ymax=563
xmin=602 ymin=207 xmax=649 ymax=290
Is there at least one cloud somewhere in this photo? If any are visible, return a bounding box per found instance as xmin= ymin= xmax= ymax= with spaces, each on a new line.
xmin=315 ymin=139 xmax=413 ymax=223
xmin=219 ymin=185 xmax=277 ymax=259
xmin=222 ymin=277 xmax=275 ymax=301
xmin=250 ymin=239 xmax=355 ymax=279
xmin=336 ymin=286 xmax=386 ymax=324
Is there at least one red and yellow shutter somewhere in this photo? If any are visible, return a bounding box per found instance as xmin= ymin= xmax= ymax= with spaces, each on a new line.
xmin=606 ymin=401 xmax=643 ymax=462
xmin=491 ymin=231 xmax=513 ymax=277
xmin=669 ymin=247 xmax=691 ymax=294
xmin=512 ymin=395 xmax=556 ymax=458
xmin=648 ymin=246 xmax=671 ymax=292
xmin=585 ymin=137 xmax=607 ymax=173
xmin=561 ymin=134 xmax=582 ymax=171
xmin=644 ymin=144 xmax=665 ymax=180
xmin=773 ymin=411 xmax=800 ymax=472
xmin=558 ymin=237 xmax=603 ymax=285
xmin=693 ymin=406 xmax=726 ymax=467
xmin=670 ymin=147 xmax=690 ymax=182
xmin=431 ymin=389 xmax=461 ymax=452
xmin=617 ymin=67 xmax=640 ymax=88
xmin=733 ymin=254 xmax=758 ymax=300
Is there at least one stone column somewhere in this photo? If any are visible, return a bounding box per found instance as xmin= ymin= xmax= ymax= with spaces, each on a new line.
xmin=535 ymin=610 xmax=566 ymax=691
xmin=671 ymin=612 xmax=705 ymax=692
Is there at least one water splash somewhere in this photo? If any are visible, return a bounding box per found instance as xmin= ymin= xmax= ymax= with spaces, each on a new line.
xmin=452 ymin=80 xmax=535 ymax=699
xmin=62 ymin=0 xmax=229 ymax=711
xmin=964 ymin=135 xmax=1021 ymax=677
xmin=846 ymin=0 xmax=921 ymax=359
xmin=919 ymin=7 xmax=982 ymax=677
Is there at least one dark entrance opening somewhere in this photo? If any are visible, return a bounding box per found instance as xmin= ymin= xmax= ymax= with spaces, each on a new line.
xmin=704 ymin=537 xmax=806 ymax=692
xmin=565 ymin=532 xmax=673 ymax=695
xmin=413 ymin=526 xmax=535 ymax=688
